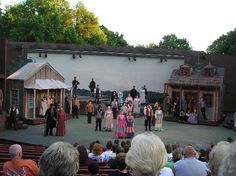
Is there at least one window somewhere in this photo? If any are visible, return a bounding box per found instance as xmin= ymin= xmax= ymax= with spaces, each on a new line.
xmin=10 ymin=89 xmax=19 ymax=106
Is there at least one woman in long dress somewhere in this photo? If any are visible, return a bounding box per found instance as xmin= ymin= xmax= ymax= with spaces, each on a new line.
xmin=126 ymin=111 xmax=134 ymax=138
xmin=154 ymin=106 xmax=163 ymax=131
xmin=133 ymin=95 xmax=141 ymax=118
xmin=115 ymin=110 xmax=126 ymax=138
xmin=56 ymin=106 xmax=66 ymax=136
xmin=187 ymin=108 xmax=198 ymax=124
xmin=104 ymin=106 xmax=113 ymax=131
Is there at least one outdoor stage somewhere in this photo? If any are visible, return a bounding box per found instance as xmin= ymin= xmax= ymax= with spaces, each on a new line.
xmin=0 ymin=114 xmax=235 ymax=150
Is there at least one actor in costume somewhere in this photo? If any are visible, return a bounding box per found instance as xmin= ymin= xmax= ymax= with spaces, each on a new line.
xmin=199 ymin=97 xmax=207 ymax=120
xmin=115 ymin=110 xmax=126 ymax=138
xmin=44 ymin=104 xmax=57 ymax=136
xmin=95 ymin=104 xmax=104 ymax=131
xmin=89 ymin=78 xmax=96 ymax=97
xmin=143 ymin=102 xmax=153 ymax=131
xmin=133 ymin=95 xmax=141 ymax=118
xmin=187 ymin=108 xmax=198 ymax=124
xmin=104 ymin=106 xmax=113 ymax=131
xmin=8 ymin=104 xmax=19 ymax=129
xmin=154 ymin=106 xmax=163 ymax=131
xmin=126 ymin=111 xmax=134 ymax=138
xmin=86 ymin=100 xmax=94 ymax=124
xmin=56 ymin=106 xmax=66 ymax=136
xmin=72 ymin=76 xmax=79 ymax=97
xmin=94 ymin=84 xmax=101 ymax=104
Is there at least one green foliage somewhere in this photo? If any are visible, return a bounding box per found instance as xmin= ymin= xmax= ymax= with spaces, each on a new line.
xmin=207 ymin=28 xmax=236 ymax=55
xmin=7 ymin=56 xmax=32 ymax=75
xmin=101 ymin=25 xmax=128 ymax=47
xmin=0 ymin=0 xmax=128 ymax=46
xmin=158 ymin=34 xmax=192 ymax=50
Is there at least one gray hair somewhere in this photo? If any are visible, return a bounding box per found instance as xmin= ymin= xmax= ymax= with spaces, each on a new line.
xmin=125 ymin=132 xmax=167 ymax=176
xmin=39 ymin=141 xmax=79 ymax=176
xmin=218 ymin=141 xmax=236 ymax=176
xmin=209 ymin=141 xmax=231 ymax=176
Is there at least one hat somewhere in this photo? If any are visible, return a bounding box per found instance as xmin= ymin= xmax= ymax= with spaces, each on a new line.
xmin=9 ymin=144 xmax=22 ymax=155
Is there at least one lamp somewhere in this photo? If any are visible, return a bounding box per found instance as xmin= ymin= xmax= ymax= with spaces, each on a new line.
xmin=133 ymin=56 xmax=136 ymax=61
xmin=44 ymin=53 xmax=47 ymax=58
xmin=79 ymin=54 xmax=82 ymax=58
xmin=39 ymin=53 xmax=42 ymax=57
xmin=128 ymin=57 xmax=131 ymax=61
xmin=72 ymin=54 xmax=76 ymax=59
xmin=160 ymin=59 xmax=163 ymax=63
xmin=164 ymin=58 xmax=167 ymax=62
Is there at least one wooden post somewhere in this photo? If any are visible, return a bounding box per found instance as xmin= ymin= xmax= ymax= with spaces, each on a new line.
xmin=33 ymin=89 xmax=36 ymax=119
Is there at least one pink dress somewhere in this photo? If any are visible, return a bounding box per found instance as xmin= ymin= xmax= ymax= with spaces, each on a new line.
xmin=56 ymin=110 xmax=66 ymax=136
xmin=115 ymin=114 xmax=126 ymax=138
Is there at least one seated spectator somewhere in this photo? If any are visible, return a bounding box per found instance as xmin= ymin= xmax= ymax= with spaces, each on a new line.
xmin=88 ymin=163 xmax=100 ymax=176
xmin=77 ymin=145 xmax=92 ymax=165
xmin=3 ymin=144 xmax=40 ymax=176
xmin=126 ymin=132 xmax=167 ymax=176
xmin=172 ymin=149 xmax=183 ymax=163
xmin=88 ymin=143 xmax=104 ymax=163
xmin=198 ymin=149 xmax=208 ymax=162
xmin=108 ymin=153 xmax=132 ymax=176
xmin=218 ymin=141 xmax=236 ymax=176
xmin=165 ymin=143 xmax=173 ymax=162
xmin=209 ymin=141 xmax=231 ymax=176
xmin=102 ymin=141 xmax=116 ymax=162
xmin=39 ymin=141 xmax=79 ymax=176
xmin=174 ymin=145 xmax=209 ymax=176
xmin=160 ymin=166 xmax=174 ymax=176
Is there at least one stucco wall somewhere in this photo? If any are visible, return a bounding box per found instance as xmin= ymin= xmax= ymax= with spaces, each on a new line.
xmin=28 ymin=53 xmax=184 ymax=92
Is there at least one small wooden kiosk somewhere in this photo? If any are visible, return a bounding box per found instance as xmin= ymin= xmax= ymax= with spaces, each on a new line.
xmin=164 ymin=62 xmax=224 ymax=125
xmin=6 ymin=62 xmax=70 ymax=123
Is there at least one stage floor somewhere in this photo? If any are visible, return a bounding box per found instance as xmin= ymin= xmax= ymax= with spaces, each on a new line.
xmin=0 ymin=115 xmax=235 ymax=150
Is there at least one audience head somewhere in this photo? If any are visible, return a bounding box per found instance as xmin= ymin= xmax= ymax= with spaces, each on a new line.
xmin=88 ymin=163 xmax=99 ymax=175
xmin=172 ymin=149 xmax=183 ymax=163
xmin=77 ymin=145 xmax=88 ymax=164
xmin=165 ymin=143 xmax=173 ymax=154
xmin=9 ymin=144 xmax=22 ymax=158
xmin=116 ymin=153 xmax=128 ymax=171
xmin=92 ymin=143 xmax=103 ymax=156
xmin=39 ymin=141 xmax=79 ymax=176
xmin=218 ymin=141 xmax=236 ymax=176
xmin=106 ymin=141 xmax=113 ymax=150
xmin=209 ymin=141 xmax=231 ymax=176
xmin=183 ymin=145 xmax=197 ymax=158
xmin=126 ymin=132 xmax=167 ymax=176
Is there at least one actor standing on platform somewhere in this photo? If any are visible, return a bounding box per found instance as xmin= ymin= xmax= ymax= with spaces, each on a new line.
xmin=72 ymin=76 xmax=80 ymax=98
xmin=94 ymin=84 xmax=101 ymax=104
xmin=8 ymin=104 xmax=19 ymax=129
xmin=154 ymin=106 xmax=164 ymax=131
xmin=89 ymin=78 xmax=96 ymax=97
xmin=44 ymin=104 xmax=57 ymax=136
xmin=56 ymin=106 xmax=66 ymax=136
xmin=199 ymin=97 xmax=207 ymax=120
xmin=86 ymin=101 xmax=94 ymax=124
xmin=143 ymin=102 xmax=153 ymax=131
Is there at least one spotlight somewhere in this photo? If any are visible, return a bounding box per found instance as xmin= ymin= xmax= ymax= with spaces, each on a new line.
xmin=164 ymin=58 xmax=167 ymax=62
xmin=160 ymin=59 xmax=163 ymax=63
xmin=39 ymin=53 xmax=42 ymax=57
xmin=79 ymin=54 xmax=82 ymax=58
xmin=128 ymin=57 xmax=131 ymax=61
xmin=133 ymin=56 xmax=136 ymax=61
xmin=72 ymin=54 xmax=76 ymax=59
xmin=44 ymin=53 xmax=47 ymax=58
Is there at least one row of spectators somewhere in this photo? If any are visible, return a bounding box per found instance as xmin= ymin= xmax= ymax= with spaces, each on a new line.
xmin=3 ymin=134 xmax=236 ymax=176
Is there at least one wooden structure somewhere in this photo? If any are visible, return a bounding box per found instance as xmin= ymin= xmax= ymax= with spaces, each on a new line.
xmin=6 ymin=62 xmax=70 ymax=122
xmin=164 ymin=62 xmax=224 ymax=124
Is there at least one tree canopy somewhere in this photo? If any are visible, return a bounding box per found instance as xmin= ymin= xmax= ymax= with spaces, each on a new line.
xmin=158 ymin=34 xmax=192 ymax=50
xmin=0 ymin=0 xmax=128 ymax=46
xmin=207 ymin=28 xmax=236 ymax=55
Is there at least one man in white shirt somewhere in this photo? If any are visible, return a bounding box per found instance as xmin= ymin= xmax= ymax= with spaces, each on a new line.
xmin=102 ymin=141 xmax=116 ymax=162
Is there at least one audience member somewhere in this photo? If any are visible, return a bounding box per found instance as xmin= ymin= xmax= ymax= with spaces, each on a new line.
xmin=102 ymin=141 xmax=116 ymax=162
xmin=208 ymin=141 xmax=231 ymax=176
xmin=108 ymin=153 xmax=132 ymax=176
xmin=77 ymin=145 xmax=91 ymax=165
xmin=39 ymin=141 xmax=79 ymax=176
xmin=3 ymin=144 xmax=39 ymax=176
xmin=218 ymin=141 xmax=236 ymax=176
xmin=88 ymin=163 xmax=100 ymax=176
xmin=174 ymin=145 xmax=209 ymax=176
xmin=88 ymin=143 xmax=104 ymax=163
xmin=126 ymin=132 xmax=167 ymax=176
xmin=165 ymin=143 xmax=173 ymax=162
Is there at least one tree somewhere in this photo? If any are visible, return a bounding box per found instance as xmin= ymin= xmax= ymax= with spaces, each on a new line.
xmin=101 ymin=25 xmax=128 ymax=47
xmin=158 ymin=34 xmax=192 ymax=50
xmin=207 ymin=28 xmax=236 ymax=55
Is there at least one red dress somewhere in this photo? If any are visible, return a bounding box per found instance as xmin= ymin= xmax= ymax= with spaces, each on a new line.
xmin=56 ymin=110 xmax=66 ymax=136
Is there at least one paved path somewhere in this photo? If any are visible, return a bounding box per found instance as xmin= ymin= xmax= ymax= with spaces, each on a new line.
xmin=0 ymin=115 xmax=235 ymax=150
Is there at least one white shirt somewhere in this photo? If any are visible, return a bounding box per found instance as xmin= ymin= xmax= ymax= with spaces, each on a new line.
xmin=160 ymin=167 xmax=174 ymax=176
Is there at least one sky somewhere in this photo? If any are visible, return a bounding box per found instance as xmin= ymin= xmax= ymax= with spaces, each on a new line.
xmin=1 ymin=0 xmax=236 ymax=51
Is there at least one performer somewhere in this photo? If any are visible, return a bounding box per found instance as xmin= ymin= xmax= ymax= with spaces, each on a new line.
xmin=56 ymin=106 xmax=66 ymax=136
xmin=72 ymin=99 xmax=79 ymax=119
xmin=154 ymin=106 xmax=163 ymax=131
xmin=39 ymin=97 xmax=47 ymax=116
xmin=64 ymin=93 xmax=70 ymax=115
xmin=187 ymin=108 xmax=198 ymax=124
xmin=111 ymin=99 xmax=118 ymax=119
xmin=8 ymin=104 xmax=19 ymax=129
xmin=133 ymin=95 xmax=141 ymax=118
xmin=127 ymin=100 xmax=133 ymax=113
xmin=86 ymin=100 xmax=94 ymax=124
xmin=115 ymin=110 xmax=126 ymax=138
xmin=130 ymin=86 xmax=138 ymax=100
xmin=126 ymin=111 xmax=134 ymax=138
xmin=94 ymin=104 xmax=104 ymax=131
xmin=143 ymin=102 xmax=153 ymax=131
xmin=44 ymin=104 xmax=57 ymax=136
xmin=94 ymin=84 xmax=101 ymax=104
xmin=120 ymin=103 xmax=128 ymax=116
xmin=118 ymin=90 xmax=123 ymax=107
xmin=89 ymin=78 xmax=96 ymax=97
xmin=125 ymin=93 xmax=133 ymax=104
xmin=72 ymin=76 xmax=80 ymax=98
xmin=104 ymin=106 xmax=113 ymax=131
xmin=199 ymin=97 xmax=207 ymax=120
